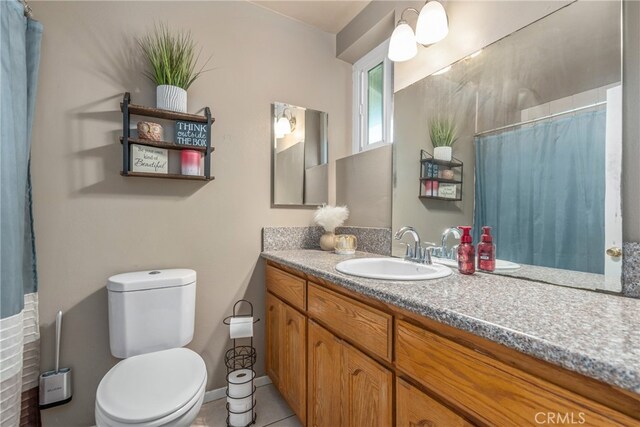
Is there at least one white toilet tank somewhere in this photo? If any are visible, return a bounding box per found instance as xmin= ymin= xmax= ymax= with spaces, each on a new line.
xmin=107 ymin=269 xmax=197 ymax=358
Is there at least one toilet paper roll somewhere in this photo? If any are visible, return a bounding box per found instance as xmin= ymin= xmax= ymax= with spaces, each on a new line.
xmin=227 ymin=395 xmax=252 ymax=412
xmin=229 ymin=317 xmax=253 ymax=339
xmin=227 ymin=369 xmax=255 ymax=398
xmin=229 ymin=408 xmax=252 ymax=427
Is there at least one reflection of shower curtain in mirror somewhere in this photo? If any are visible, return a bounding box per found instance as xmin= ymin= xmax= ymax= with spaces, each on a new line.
xmin=473 ymin=110 xmax=605 ymax=274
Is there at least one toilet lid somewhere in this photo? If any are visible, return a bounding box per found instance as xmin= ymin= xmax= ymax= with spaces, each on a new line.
xmin=96 ymin=348 xmax=206 ymax=423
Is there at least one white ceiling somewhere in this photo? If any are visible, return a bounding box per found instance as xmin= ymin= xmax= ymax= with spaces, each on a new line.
xmin=251 ymin=1 xmax=371 ymax=34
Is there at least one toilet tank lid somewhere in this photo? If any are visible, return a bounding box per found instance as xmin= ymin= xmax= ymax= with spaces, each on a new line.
xmin=107 ymin=269 xmax=196 ymax=292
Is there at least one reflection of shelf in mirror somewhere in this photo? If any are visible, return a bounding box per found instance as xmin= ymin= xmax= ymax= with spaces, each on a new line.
xmin=419 ymin=195 xmax=462 ymax=201
xmin=120 ymin=137 xmax=211 ymax=152
xmin=420 ymin=158 xmax=463 ymax=168
xmin=121 ymin=171 xmax=214 ymax=181
xmin=419 ymin=177 xmax=462 ymax=184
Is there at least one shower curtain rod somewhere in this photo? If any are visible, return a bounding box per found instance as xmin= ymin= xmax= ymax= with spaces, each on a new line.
xmin=21 ymin=0 xmax=33 ymax=18
xmin=474 ymin=100 xmax=607 ymax=137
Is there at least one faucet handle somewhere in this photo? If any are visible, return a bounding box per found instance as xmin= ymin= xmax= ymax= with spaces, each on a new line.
xmin=419 ymin=242 xmax=438 ymax=265
xmin=450 ymin=244 xmax=460 ymax=261
xmin=398 ymin=242 xmax=415 ymax=260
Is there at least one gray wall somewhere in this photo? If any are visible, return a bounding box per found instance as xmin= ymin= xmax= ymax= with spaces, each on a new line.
xmin=336 ymin=145 xmax=392 ymax=228
xmin=31 ymin=2 xmax=351 ymax=425
xmin=274 ymin=142 xmax=305 ymax=204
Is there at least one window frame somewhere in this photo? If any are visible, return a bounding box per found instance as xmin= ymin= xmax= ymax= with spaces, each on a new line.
xmin=352 ymin=39 xmax=394 ymax=154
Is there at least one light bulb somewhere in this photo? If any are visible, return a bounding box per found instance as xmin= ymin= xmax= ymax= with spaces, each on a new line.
xmin=415 ymin=1 xmax=449 ymax=45
xmin=388 ymin=21 xmax=417 ymax=62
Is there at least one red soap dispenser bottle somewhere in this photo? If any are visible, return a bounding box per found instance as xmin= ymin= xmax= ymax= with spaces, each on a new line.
xmin=457 ymin=226 xmax=475 ymax=275
xmin=477 ymin=226 xmax=496 ymax=272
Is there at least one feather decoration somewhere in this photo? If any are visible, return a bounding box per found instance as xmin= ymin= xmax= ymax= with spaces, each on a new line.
xmin=313 ymin=205 xmax=349 ymax=233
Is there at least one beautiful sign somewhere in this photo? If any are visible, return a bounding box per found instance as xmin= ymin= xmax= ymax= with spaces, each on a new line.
xmin=130 ymin=144 xmax=168 ymax=174
xmin=175 ymin=120 xmax=208 ymax=147
xmin=438 ymin=183 xmax=458 ymax=199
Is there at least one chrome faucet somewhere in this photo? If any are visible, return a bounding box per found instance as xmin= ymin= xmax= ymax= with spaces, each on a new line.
xmin=394 ymin=226 xmax=434 ymax=264
xmin=440 ymin=227 xmax=462 ymax=260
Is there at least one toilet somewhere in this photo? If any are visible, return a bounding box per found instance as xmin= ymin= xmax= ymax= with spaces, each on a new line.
xmin=95 ymin=269 xmax=207 ymax=427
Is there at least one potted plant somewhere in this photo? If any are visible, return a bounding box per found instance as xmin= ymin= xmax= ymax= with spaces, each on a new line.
xmin=429 ymin=118 xmax=458 ymax=161
xmin=138 ymin=24 xmax=209 ymax=113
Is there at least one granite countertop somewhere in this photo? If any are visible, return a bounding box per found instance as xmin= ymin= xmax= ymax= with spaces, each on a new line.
xmin=261 ymin=249 xmax=640 ymax=395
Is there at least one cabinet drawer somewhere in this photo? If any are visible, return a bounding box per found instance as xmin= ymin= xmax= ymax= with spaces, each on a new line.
xmin=396 ymin=320 xmax=636 ymax=426
xmin=308 ymin=283 xmax=392 ymax=362
xmin=266 ymin=265 xmax=306 ymax=311
xmin=396 ymin=378 xmax=472 ymax=427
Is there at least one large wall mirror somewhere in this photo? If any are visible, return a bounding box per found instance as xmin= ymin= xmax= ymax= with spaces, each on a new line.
xmin=272 ymin=102 xmax=329 ymax=207
xmin=393 ymin=1 xmax=623 ymax=292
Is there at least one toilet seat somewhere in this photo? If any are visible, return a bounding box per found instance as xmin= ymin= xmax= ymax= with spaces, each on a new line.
xmin=96 ymin=348 xmax=207 ymax=426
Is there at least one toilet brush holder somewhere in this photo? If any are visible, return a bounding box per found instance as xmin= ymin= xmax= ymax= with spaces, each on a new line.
xmin=39 ymin=311 xmax=73 ymax=409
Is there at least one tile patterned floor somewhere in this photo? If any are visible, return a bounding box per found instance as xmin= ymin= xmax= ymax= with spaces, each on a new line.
xmin=192 ymin=384 xmax=302 ymax=427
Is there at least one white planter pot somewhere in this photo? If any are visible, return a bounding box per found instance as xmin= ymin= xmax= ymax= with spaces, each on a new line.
xmin=433 ymin=146 xmax=452 ymax=162
xmin=156 ymin=85 xmax=187 ymax=113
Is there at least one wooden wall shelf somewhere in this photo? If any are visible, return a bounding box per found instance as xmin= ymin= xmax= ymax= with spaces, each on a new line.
xmin=119 ymin=137 xmax=210 ymax=153
xmin=120 ymin=171 xmax=214 ymax=181
xmin=120 ymin=92 xmax=214 ymax=181
xmin=120 ymin=101 xmax=215 ymax=124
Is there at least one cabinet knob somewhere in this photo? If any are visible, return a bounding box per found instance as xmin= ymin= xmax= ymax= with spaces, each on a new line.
xmin=606 ymin=246 xmax=623 ymax=257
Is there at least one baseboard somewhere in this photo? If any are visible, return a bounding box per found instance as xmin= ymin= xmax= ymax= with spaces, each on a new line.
xmin=203 ymin=375 xmax=273 ymax=404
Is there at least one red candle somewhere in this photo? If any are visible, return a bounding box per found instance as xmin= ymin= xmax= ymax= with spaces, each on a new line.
xmin=181 ymin=150 xmax=201 ymax=176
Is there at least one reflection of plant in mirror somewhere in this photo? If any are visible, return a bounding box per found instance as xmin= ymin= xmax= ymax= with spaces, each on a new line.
xmin=429 ymin=118 xmax=458 ymax=147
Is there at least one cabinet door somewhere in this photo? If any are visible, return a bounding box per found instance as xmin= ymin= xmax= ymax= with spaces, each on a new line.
xmin=266 ymin=292 xmax=282 ymax=389
xmin=308 ymin=321 xmax=342 ymax=427
xmin=342 ymin=342 xmax=392 ymax=427
xmin=282 ymin=303 xmax=307 ymax=424
xmin=396 ymin=378 xmax=472 ymax=427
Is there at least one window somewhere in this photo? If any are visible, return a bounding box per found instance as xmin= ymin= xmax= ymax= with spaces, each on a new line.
xmin=352 ymin=40 xmax=393 ymax=153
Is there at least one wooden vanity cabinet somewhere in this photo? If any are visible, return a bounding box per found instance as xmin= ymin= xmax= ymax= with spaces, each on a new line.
xmin=308 ymin=320 xmax=342 ymax=427
xmin=265 ymin=261 xmax=640 ymax=427
xmin=308 ymin=320 xmax=392 ymax=427
xmin=341 ymin=340 xmax=393 ymax=427
xmin=265 ymin=292 xmax=282 ymax=388
xmin=396 ymin=378 xmax=472 ymax=427
xmin=265 ymin=291 xmax=306 ymax=423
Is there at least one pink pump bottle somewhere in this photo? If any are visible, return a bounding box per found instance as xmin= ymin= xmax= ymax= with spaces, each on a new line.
xmin=457 ymin=226 xmax=475 ymax=275
xmin=477 ymin=226 xmax=496 ymax=272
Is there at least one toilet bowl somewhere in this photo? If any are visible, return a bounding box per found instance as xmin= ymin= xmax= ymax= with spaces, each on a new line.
xmin=95 ymin=348 xmax=207 ymax=427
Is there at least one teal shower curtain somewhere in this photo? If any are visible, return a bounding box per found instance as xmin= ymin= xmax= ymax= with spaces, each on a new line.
xmin=0 ymin=1 xmax=42 ymax=425
xmin=473 ymin=110 xmax=606 ymax=274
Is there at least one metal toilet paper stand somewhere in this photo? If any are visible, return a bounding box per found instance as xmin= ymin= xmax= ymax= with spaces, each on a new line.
xmin=224 ymin=300 xmax=260 ymax=427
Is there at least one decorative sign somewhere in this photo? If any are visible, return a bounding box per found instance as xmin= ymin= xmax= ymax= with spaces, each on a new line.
xmin=130 ymin=144 xmax=168 ymax=174
xmin=438 ymin=183 xmax=458 ymax=199
xmin=175 ymin=120 xmax=208 ymax=147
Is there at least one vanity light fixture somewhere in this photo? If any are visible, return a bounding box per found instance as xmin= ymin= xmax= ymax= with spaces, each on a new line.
xmin=388 ymin=1 xmax=449 ymax=62
xmin=275 ymin=108 xmax=296 ymax=138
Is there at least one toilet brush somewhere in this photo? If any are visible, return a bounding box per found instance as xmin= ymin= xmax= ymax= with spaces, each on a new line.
xmin=39 ymin=310 xmax=73 ymax=409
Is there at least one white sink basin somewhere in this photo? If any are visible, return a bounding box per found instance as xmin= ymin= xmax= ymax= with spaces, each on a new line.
xmin=432 ymin=257 xmax=521 ymax=271
xmin=335 ymin=257 xmax=452 ymax=281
